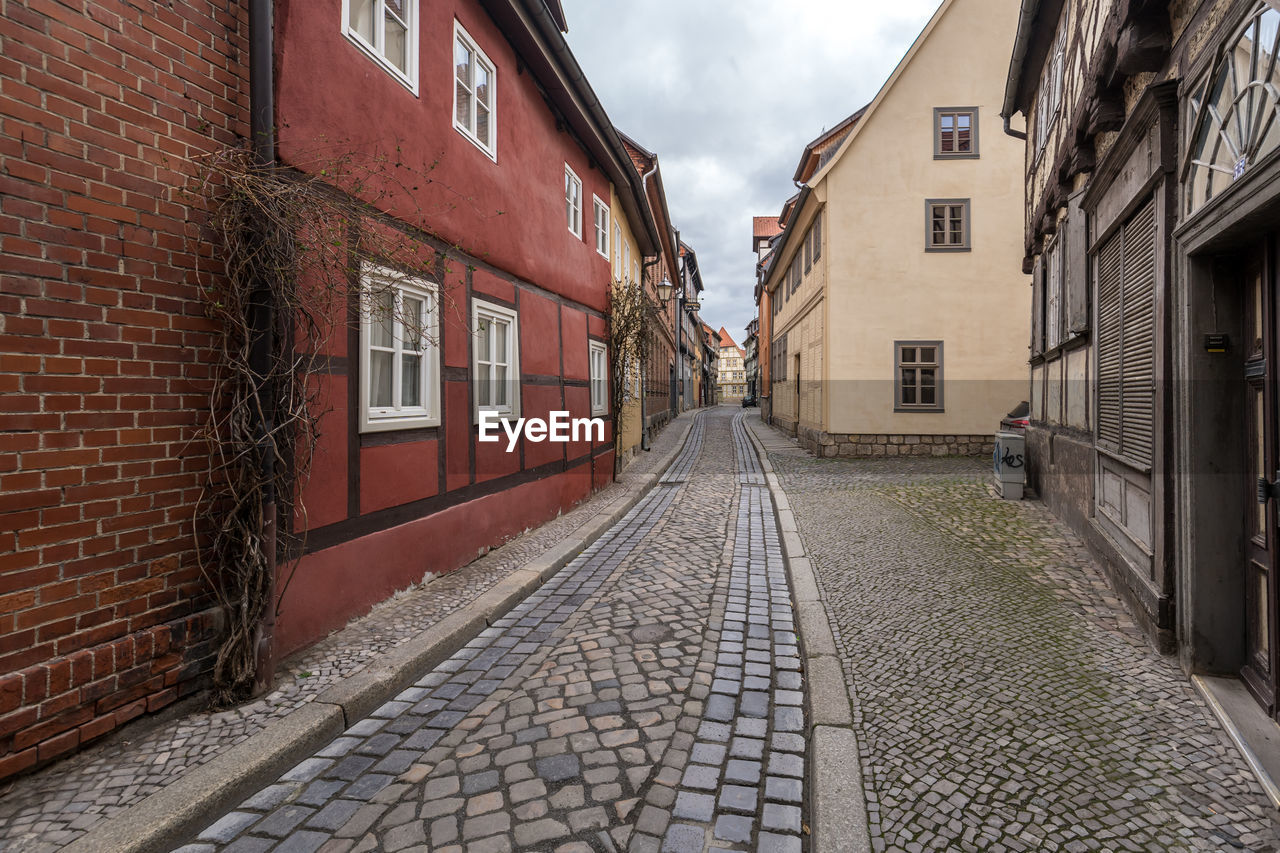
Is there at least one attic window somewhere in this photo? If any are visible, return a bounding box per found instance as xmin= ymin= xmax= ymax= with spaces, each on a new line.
xmin=935 ymin=108 xmax=978 ymax=159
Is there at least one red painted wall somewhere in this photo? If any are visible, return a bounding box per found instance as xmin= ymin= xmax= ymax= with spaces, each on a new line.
xmin=273 ymin=0 xmax=612 ymax=311
xmin=270 ymin=0 xmax=623 ymax=656
xmin=276 ymin=464 xmax=595 ymax=655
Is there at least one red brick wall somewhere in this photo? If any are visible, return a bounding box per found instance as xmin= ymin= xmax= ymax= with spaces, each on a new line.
xmin=0 ymin=0 xmax=248 ymax=779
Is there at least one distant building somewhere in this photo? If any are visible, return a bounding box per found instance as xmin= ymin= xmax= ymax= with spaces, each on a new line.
xmin=717 ymin=328 xmax=747 ymax=401
xmin=744 ymin=318 xmax=760 ymax=399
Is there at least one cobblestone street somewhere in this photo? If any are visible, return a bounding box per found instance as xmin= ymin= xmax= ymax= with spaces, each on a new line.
xmin=174 ymin=408 xmax=805 ymax=853
xmin=12 ymin=407 xmax=1280 ymax=853
xmin=750 ymin=415 xmax=1280 ymax=853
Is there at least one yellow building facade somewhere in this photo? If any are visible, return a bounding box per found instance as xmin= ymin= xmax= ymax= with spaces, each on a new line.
xmin=763 ymin=0 xmax=1028 ymax=457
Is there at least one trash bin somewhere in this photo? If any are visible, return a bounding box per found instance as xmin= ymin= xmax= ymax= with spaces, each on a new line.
xmin=994 ymin=431 xmax=1026 ymax=500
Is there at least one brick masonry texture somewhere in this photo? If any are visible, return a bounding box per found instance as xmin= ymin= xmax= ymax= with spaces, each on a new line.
xmin=0 ymin=418 xmax=691 ymax=851
xmin=178 ymin=407 xmax=809 ymax=853
xmin=761 ymin=430 xmax=1280 ymax=852
xmin=0 ymin=0 xmax=249 ymax=779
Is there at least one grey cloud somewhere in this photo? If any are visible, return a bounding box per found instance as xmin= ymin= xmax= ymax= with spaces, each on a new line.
xmin=563 ymin=0 xmax=943 ymax=336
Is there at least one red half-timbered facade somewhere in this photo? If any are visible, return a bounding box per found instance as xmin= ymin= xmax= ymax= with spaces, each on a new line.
xmin=270 ymin=0 xmax=661 ymax=654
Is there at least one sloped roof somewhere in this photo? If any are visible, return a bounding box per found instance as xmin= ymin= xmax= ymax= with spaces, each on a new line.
xmin=753 ymin=216 xmax=784 ymax=240
xmin=792 ymin=106 xmax=868 ymax=184
xmin=717 ymin=327 xmax=738 ymax=349
xmin=807 ymin=0 xmax=960 ymax=189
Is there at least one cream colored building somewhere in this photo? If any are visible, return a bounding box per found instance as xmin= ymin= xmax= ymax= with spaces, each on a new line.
xmin=762 ymin=0 xmax=1028 ymax=457
xmin=716 ymin=328 xmax=746 ymax=401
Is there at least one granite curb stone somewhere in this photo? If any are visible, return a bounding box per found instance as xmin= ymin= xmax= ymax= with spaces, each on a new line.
xmin=743 ymin=414 xmax=872 ymax=853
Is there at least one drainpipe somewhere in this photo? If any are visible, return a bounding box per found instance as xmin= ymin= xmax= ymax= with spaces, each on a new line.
xmin=638 ymin=157 xmax=660 ymax=451
xmin=248 ymin=0 xmax=278 ymax=697
xmin=1001 ymin=0 xmax=1038 ymax=140
xmin=1003 ymin=114 xmax=1028 ymax=141
xmin=673 ymin=229 xmax=682 ymax=418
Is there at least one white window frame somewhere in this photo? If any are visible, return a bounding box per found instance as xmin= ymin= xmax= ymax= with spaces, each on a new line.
xmin=1045 ymin=234 xmax=1063 ymax=350
xmin=589 ymin=341 xmax=608 ymax=416
xmin=472 ymin=298 xmax=520 ymax=420
xmin=1035 ymin=26 xmax=1066 ymax=158
xmin=593 ymin=196 xmax=610 ymax=258
xmin=565 ymin=165 xmax=582 ymax=238
xmin=613 ymin=223 xmax=623 ymax=280
xmin=452 ymin=21 xmax=497 ymax=160
xmin=624 ymin=242 xmax=632 ymax=283
xmin=341 ymin=0 xmax=419 ymax=95
xmin=359 ymin=265 xmax=439 ymax=433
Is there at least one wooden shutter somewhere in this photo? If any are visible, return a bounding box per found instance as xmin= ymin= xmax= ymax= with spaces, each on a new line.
xmin=1031 ymin=257 xmax=1044 ymax=356
xmin=1096 ymin=229 xmax=1123 ymax=450
xmin=1120 ymin=199 xmax=1157 ymax=463
xmin=1066 ymin=190 xmax=1089 ymax=334
xmin=1095 ymin=195 xmax=1157 ymax=462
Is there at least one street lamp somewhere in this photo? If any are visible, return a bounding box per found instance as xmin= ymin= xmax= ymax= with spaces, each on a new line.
xmin=655 ymin=277 xmax=673 ymax=304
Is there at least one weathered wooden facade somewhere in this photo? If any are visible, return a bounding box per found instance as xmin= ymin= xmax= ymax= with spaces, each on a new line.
xmin=1005 ymin=0 xmax=1280 ymax=715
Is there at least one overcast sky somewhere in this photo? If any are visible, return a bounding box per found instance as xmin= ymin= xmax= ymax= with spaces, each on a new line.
xmin=561 ymin=0 xmax=944 ymax=340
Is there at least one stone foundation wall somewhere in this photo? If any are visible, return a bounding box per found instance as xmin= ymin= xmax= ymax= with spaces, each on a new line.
xmin=812 ymin=433 xmax=995 ymax=458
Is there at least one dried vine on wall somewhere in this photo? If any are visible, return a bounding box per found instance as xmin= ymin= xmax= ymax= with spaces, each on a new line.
xmin=188 ymin=145 xmax=464 ymax=704
xmin=608 ymin=277 xmax=654 ymax=472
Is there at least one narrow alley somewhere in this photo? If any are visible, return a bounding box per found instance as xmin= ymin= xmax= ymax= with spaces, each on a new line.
xmin=175 ymin=408 xmax=804 ymax=853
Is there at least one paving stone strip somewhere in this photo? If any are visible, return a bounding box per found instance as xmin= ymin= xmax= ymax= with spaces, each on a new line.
xmin=0 ymin=417 xmax=695 ymax=853
xmin=757 ymin=422 xmax=1280 ymax=853
xmin=173 ymin=407 xmax=808 ymax=853
xmin=649 ymin=412 xmax=804 ymax=853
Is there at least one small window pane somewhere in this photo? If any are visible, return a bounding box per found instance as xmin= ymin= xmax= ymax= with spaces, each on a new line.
xmin=476 ymin=104 xmax=490 ymax=146
xmin=902 ymin=384 xmax=917 ymax=405
xmin=372 ymin=291 xmax=395 ymax=348
xmin=920 ymin=368 xmax=936 ymax=387
xmin=402 ymin=296 xmax=424 ymax=350
xmin=921 ymin=386 xmax=936 ymax=405
xmin=384 ymin=11 xmax=407 ymax=72
xmin=478 ymin=318 xmax=491 ymax=361
xmin=494 ymin=364 xmax=508 ymax=406
xmin=902 ymin=347 xmax=917 ymax=363
xmin=920 ymin=347 xmax=935 ymax=363
xmin=455 ymin=43 xmax=472 ymax=129
xmin=352 ymin=0 xmax=376 ymax=43
xmin=494 ymin=320 xmax=508 ymax=362
xmin=475 ymin=64 xmax=490 ymax=108
xmin=401 ymin=353 xmax=421 ymax=407
xmin=477 ymin=371 xmax=491 ymax=407
xmin=371 ymin=350 xmax=393 ymax=408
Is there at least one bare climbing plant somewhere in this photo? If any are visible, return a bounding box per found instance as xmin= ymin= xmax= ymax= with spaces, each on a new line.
xmin=185 ymin=142 xmax=475 ymax=704
xmin=607 ymin=275 xmax=654 ymax=474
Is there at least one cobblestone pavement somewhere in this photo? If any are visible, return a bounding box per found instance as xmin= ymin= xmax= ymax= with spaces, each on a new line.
xmin=0 ymin=418 xmax=695 ymax=853
xmin=176 ymin=407 xmax=808 ymax=852
xmin=752 ymin=416 xmax=1280 ymax=853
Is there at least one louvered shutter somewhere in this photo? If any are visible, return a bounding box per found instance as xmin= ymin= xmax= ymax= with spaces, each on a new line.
xmin=1066 ymin=190 xmax=1089 ymax=333
xmin=1096 ymin=229 xmax=1123 ymax=450
xmin=1120 ymin=199 xmax=1157 ymax=462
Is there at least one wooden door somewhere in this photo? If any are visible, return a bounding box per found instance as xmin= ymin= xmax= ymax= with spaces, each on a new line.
xmin=1244 ymin=241 xmax=1279 ymax=714
xmin=794 ymin=354 xmax=801 ymax=424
